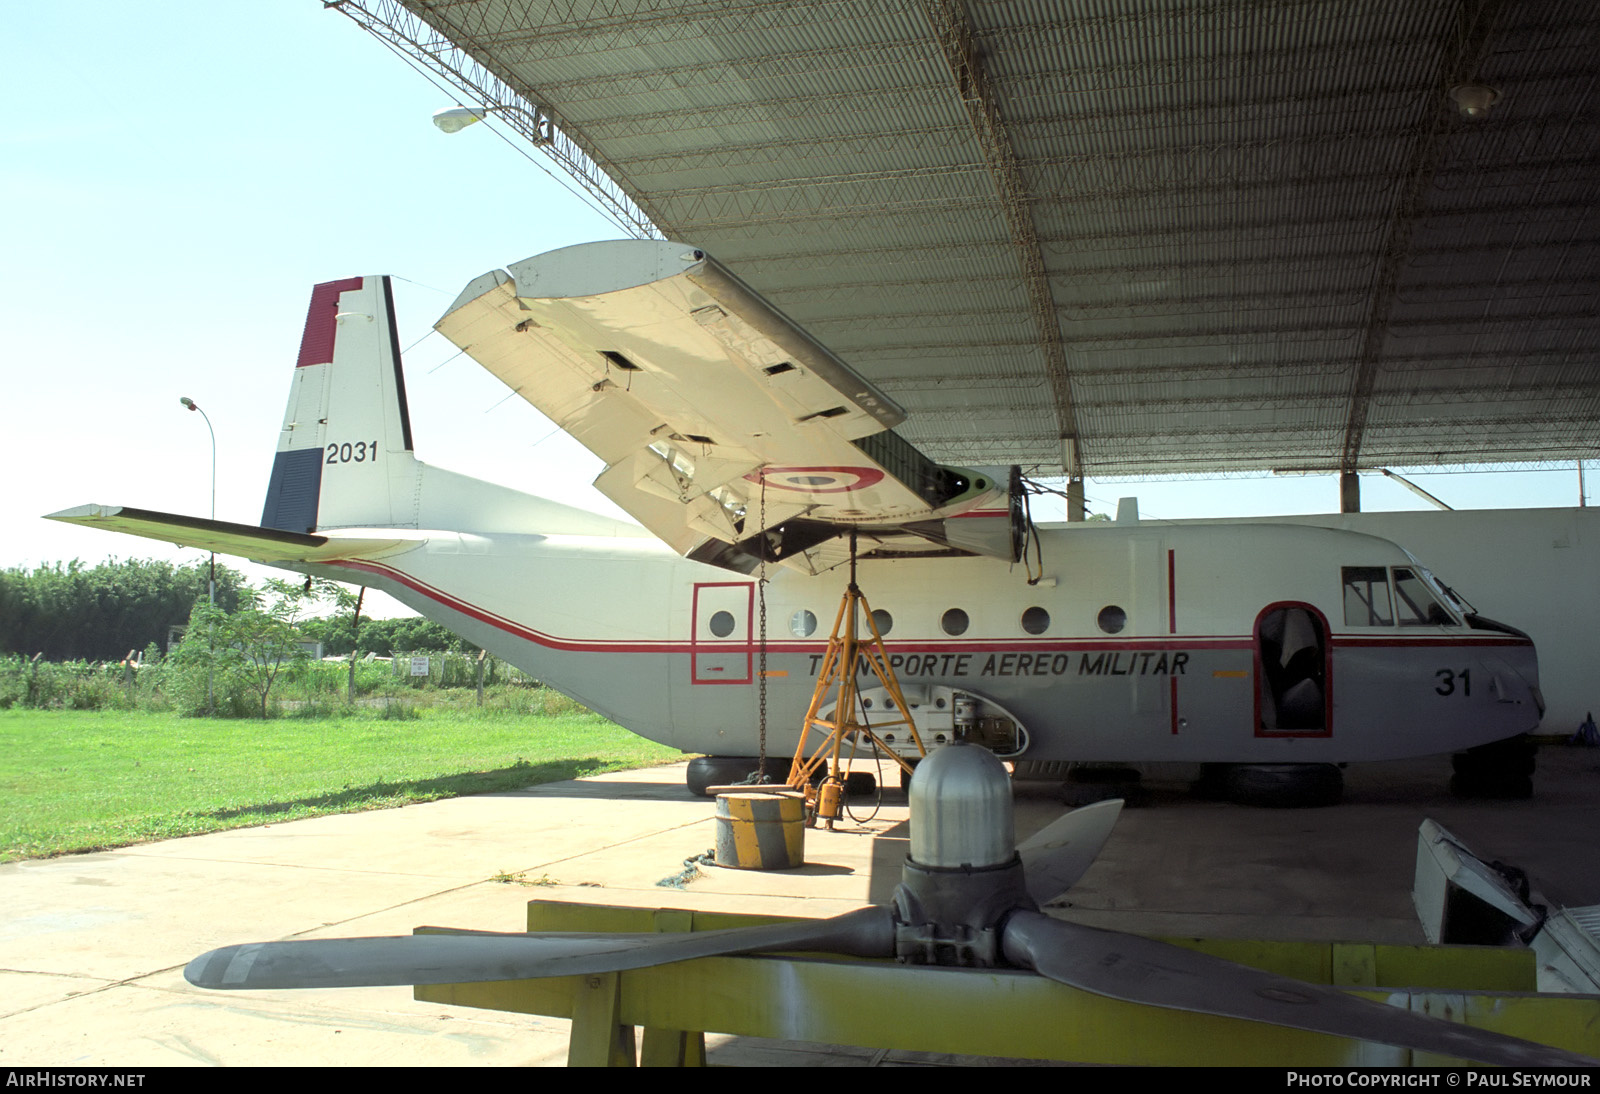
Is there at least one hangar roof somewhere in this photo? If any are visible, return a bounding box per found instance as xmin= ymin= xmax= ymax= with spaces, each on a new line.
xmin=343 ymin=0 xmax=1600 ymax=478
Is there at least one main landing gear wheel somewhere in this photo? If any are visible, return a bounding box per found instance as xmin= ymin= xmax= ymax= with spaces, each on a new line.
xmin=1061 ymin=764 xmax=1145 ymax=808
xmin=686 ymin=755 xmax=790 ymax=798
xmin=843 ymin=771 xmax=876 ymax=797
xmin=1450 ymin=735 xmax=1536 ymax=799
xmin=1196 ymin=763 xmax=1344 ymax=808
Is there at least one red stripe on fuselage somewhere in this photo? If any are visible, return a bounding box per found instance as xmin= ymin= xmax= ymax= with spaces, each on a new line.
xmin=332 ymin=559 xmax=670 ymax=653
xmin=328 ymin=560 xmax=1530 ymax=656
xmin=1331 ymin=635 xmax=1533 ymax=648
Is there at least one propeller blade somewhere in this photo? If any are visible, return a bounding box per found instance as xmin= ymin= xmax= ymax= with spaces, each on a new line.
xmin=1016 ymin=798 xmax=1123 ymax=904
xmin=1001 ymin=910 xmax=1597 ymax=1067
xmin=186 ymin=905 xmax=895 ymax=991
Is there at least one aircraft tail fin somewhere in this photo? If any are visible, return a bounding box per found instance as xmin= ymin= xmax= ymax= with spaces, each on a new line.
xmin=259 ymin=276 xmax=646 ymax=540
xmin=55 ymin=278 xmax=646 ymax=563
xmin=261 ymin=276 xmax=419 ymax=534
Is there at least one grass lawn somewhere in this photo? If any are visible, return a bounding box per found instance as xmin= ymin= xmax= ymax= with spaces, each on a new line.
xmin=0 ymin=705 xmax=683 ymax=861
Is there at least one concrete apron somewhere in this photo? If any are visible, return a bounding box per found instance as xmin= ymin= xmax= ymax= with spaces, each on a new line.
xmin=2 ymin=748 xmax=1597 ymax=1067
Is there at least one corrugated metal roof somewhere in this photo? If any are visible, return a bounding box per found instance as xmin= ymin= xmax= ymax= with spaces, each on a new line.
xmin=345 ymin=0 xmax=1600 ymax=477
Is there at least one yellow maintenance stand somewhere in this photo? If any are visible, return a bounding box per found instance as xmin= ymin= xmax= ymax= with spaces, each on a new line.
xmin=416 ymin=899 xmax=1600 ymax=1066
xmin=786 ymin=533 xmax=926 ymax=825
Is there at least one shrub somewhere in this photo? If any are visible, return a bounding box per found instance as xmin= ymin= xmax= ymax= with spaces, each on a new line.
xmin=0 ymin=655 xmax=135 ymax=711
xmin=163 ymin=595 xmax=311 ymax=718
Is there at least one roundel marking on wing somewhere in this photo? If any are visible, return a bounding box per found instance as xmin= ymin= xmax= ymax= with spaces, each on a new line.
xmin=746 ymin=466 xmax=886 ymax=494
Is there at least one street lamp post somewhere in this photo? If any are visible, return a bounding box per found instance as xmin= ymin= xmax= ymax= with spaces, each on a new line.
xmin=432 ymin=104 xmax=552 ymax=143
xmin=180 ymin=396 xmax=216 ymax=713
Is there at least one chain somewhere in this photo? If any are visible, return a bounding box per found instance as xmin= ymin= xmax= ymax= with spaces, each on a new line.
xmin=655 ymin=849 xmax=715 ymax=889
xmin=757 ymin=476 xmax=769 ymax=778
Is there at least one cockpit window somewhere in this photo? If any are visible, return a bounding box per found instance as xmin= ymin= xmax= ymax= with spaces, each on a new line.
xmin=1418 ymin=566 xmax=1470 ymax=616
xmin=1343 ymin=565 xmax=1459 ymax=627
xmin=1341 ymin=566 xmax=1393 ymax=626
xmin=1393 ymin=567 xmax=1456 ymax=626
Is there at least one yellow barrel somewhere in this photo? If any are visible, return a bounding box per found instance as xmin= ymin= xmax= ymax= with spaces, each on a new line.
xmin=713 ymin=792 xmax=805 ymax=869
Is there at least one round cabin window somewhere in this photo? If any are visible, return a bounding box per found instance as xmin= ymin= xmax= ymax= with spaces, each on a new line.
xmin=1097 ymin=605 xmax=1127 ymax=634
xmin=790 ymin=609 xmax=817 ymax=638
xmin=941 ymin=608 xmax=969 ymax=636
xmin=1021 ymin=606 xmax=1050 ymax=635
xmin=871 ymin=609 xmax=893 ymax=636
xmin=708 ymin=610 xmax=736 ymax=638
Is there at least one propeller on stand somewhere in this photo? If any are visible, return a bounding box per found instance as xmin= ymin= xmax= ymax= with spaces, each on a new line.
xmin=186 ymin=744 xmax=1595 ymax=1066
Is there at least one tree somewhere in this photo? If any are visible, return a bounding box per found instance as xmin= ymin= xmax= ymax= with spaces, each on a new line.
xmin=300 ymin=612 xmax=476 ymax=658
xmin=166 ymin=582 xmax=314 ymax=718
xmin=380 ymin=616 xmax=476 ymax=655
xmin=293 ymin=577 xmax=368 ymax=702
xmin=0 ymin=557 xmax=246 ymax=661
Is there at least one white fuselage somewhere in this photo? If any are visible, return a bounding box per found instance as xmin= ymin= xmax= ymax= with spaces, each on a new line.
xmin=55 ymin=271 xmax=1538 ymax=768
xmin=300 ymin=518 xmax=1541 ymax=763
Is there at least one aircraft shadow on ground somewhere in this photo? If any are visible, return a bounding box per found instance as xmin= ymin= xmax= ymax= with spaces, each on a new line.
xmin=194 ymin=759 xmax=625 ymax=821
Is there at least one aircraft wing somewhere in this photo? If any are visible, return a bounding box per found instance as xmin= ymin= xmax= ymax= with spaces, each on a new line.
xmin=45 ymin=505 xmax=415 ymax=564
xmin=436 ymin=240 xmax=1020 ymax=574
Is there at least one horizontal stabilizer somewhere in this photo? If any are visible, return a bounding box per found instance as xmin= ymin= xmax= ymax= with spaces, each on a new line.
xmin=46 ymin=505 xmax=415 ymax=563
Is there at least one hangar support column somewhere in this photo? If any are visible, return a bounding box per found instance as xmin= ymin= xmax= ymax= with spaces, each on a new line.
xmin=1067 ymin=478 xmax=1086 ymax=522
xmin=1340 ymin=472 xmax=1361 ymax=513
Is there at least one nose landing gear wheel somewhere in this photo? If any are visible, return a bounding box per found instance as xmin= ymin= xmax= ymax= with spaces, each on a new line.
xmin=1195 ymin=763 xmax=1343 ymax=808
xmin=1450 ymin=736 xmax=1536 ymax=799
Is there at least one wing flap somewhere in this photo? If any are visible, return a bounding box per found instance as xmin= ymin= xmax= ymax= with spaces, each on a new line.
xmin=436 ymin=241 xmax=1014 ymax=571
xmin=437 ymin=243 xmax=929 ymax=513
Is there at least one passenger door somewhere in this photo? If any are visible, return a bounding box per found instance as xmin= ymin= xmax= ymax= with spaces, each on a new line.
xmin=691 ymin=582 xmax=753 ymax=685
xmin=1254 ymin=602 xmax=1331 ymax=737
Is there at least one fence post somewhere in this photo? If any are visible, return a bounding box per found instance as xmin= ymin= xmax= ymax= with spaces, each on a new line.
xmin=348 ymin=586 xmax=365 ymax=705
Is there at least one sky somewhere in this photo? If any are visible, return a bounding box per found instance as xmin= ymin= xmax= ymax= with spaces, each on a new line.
xmin=3 ymin=4 xmax=1590 ymax=617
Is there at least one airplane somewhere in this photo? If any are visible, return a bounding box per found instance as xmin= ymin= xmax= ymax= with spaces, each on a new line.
xmin=49 ymin=240 xmax=1544 ymax=802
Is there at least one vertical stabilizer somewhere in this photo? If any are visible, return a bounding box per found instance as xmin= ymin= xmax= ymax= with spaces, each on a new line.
xmin=262 ymin=277 xmax=420 ymax=532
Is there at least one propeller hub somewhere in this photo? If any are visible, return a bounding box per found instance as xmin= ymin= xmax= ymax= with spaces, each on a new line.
xmin=908 ymin=741 xmax=1014 ymax=869
xmin=895 ymin=741 xmax=1033 ymax=968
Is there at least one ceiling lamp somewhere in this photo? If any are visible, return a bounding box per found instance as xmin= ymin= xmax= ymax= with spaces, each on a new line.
xmin=1450 ymin=83 xmax=1502 ymax=119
